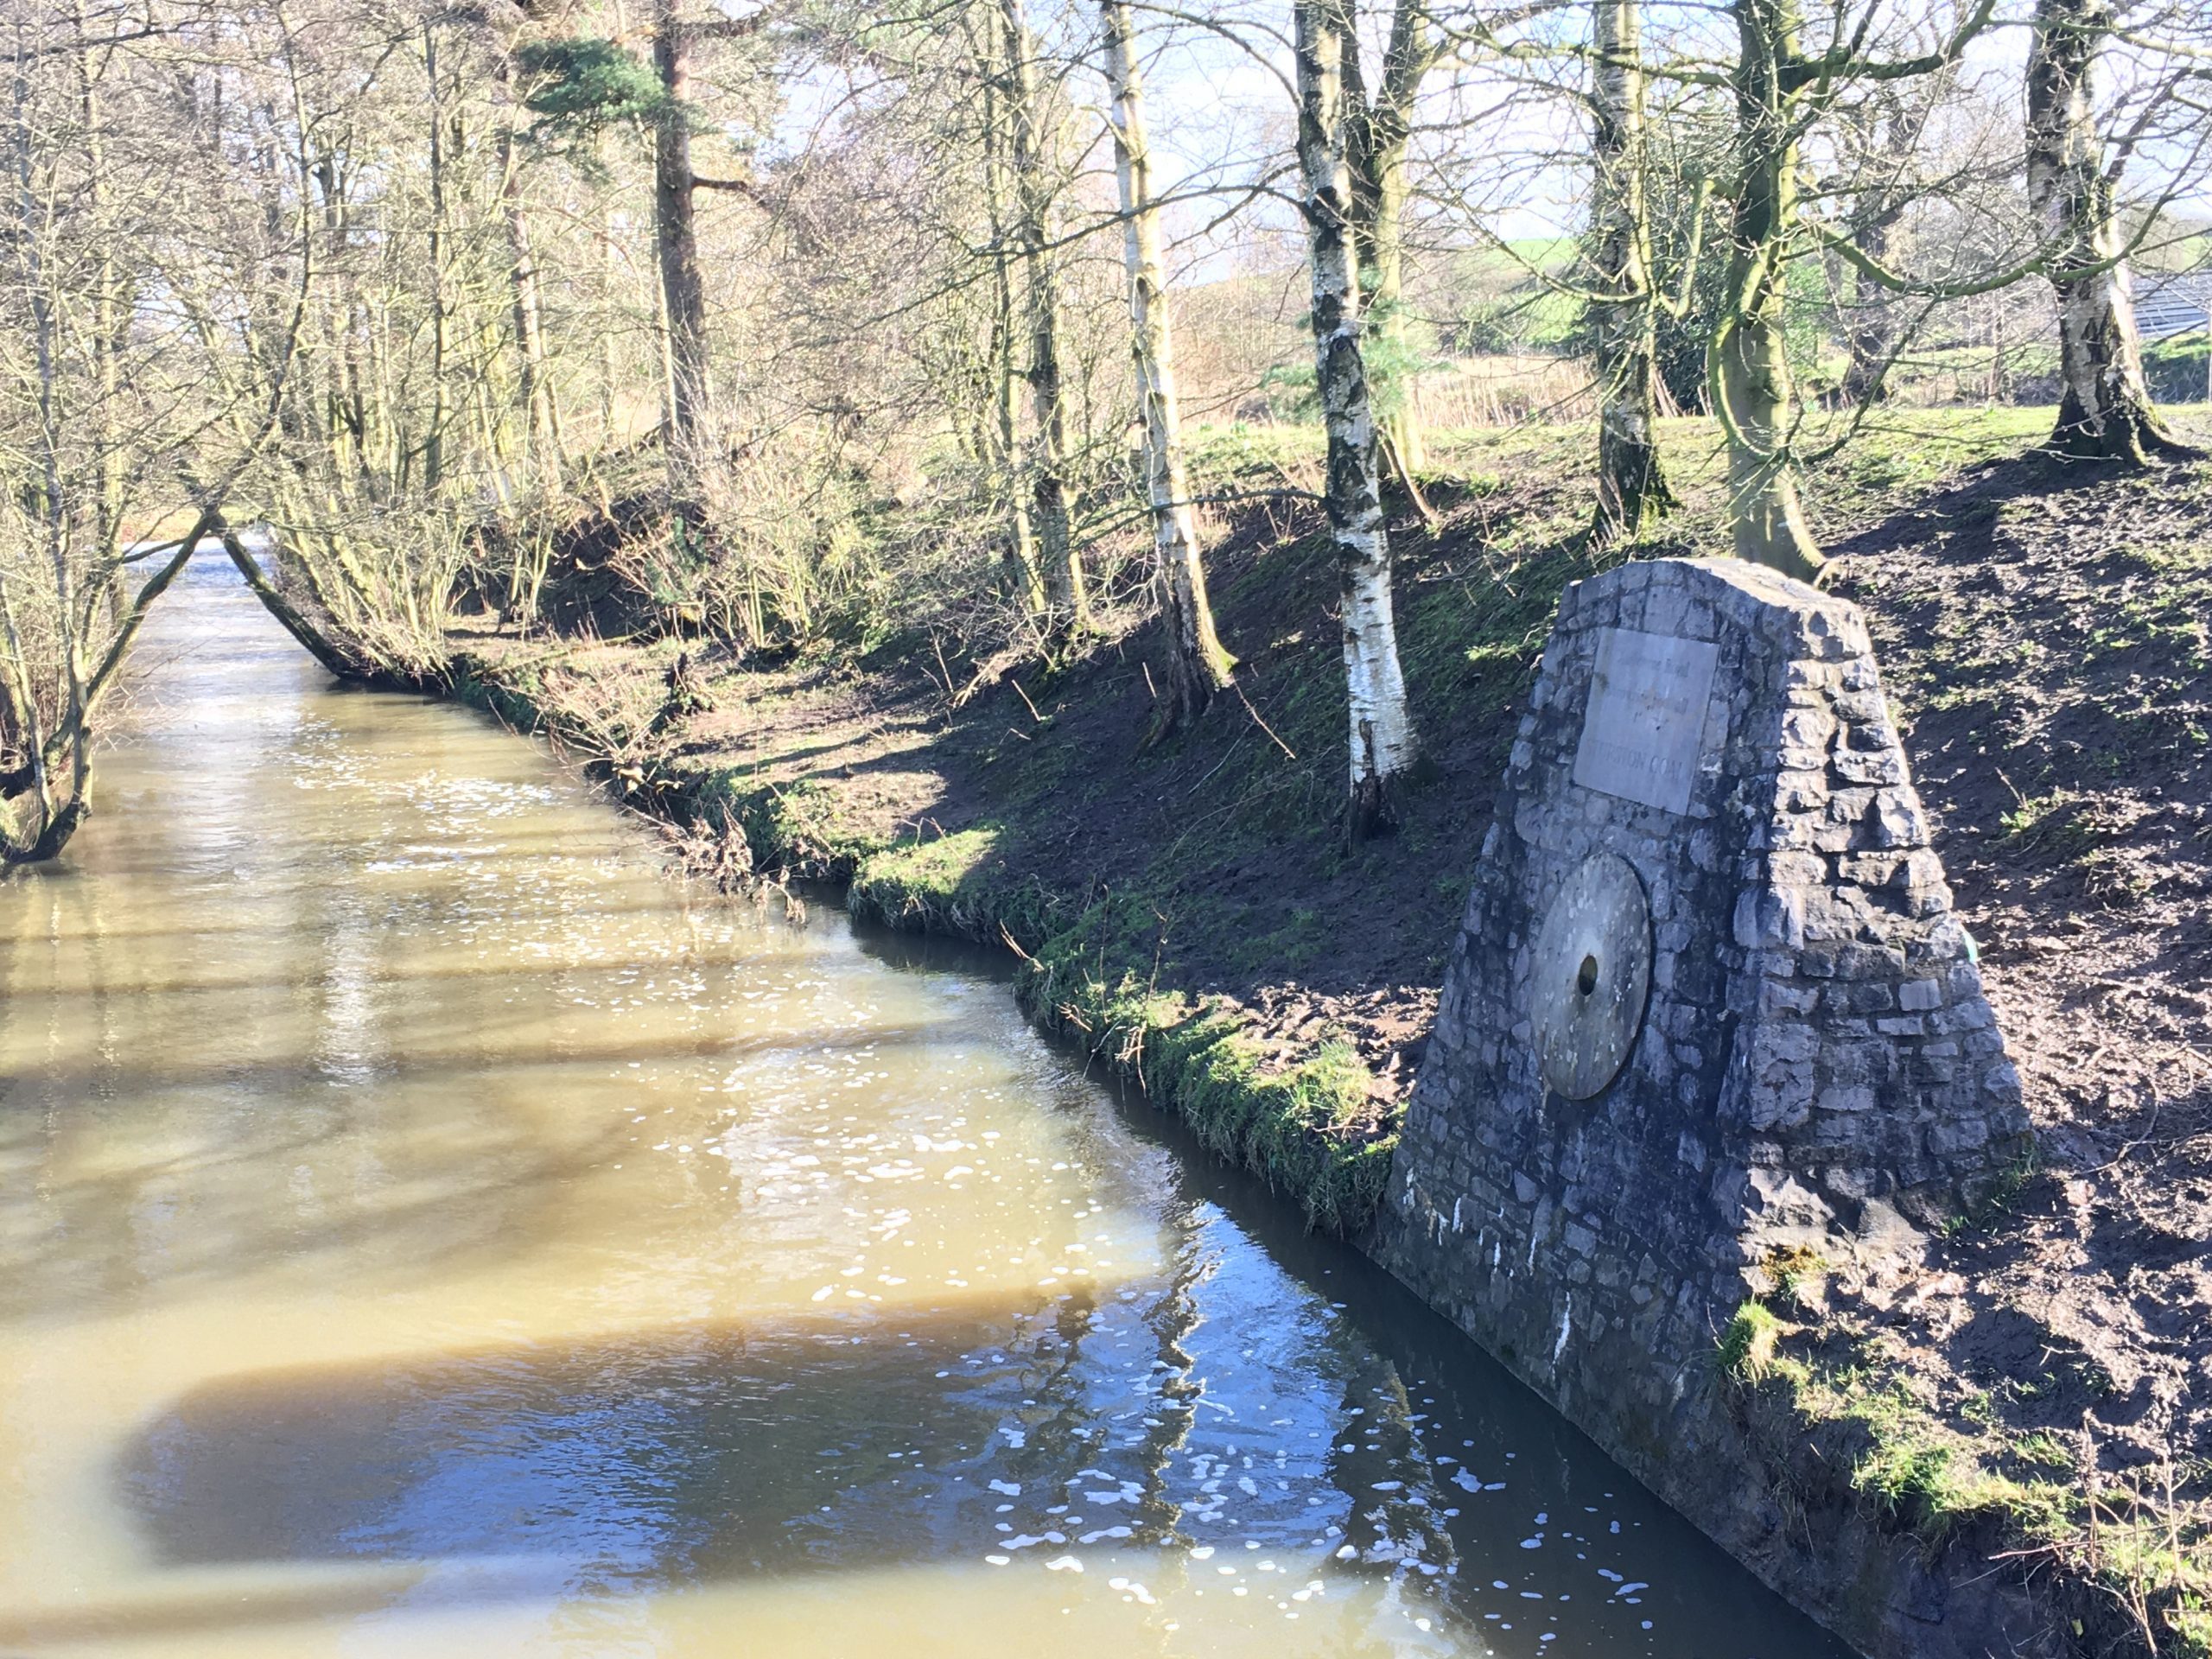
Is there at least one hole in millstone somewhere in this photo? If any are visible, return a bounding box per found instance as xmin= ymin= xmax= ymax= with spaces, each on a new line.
xmin=1576 ymin=954 xmax=1599 ymax=996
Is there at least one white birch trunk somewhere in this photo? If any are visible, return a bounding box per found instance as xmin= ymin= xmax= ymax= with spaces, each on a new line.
xmin=1102 ymin=0 xmax=1231 ymax=725
xmin=1294 ymin=0 xmax=1414 ymax=836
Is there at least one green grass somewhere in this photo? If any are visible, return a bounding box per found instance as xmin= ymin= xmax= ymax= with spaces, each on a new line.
xmin=824 ymin=814 xmax=1395 ymax=1231
xmin=1731 ymin=1313 xmax=2212 ymax=1656
xmin=1719 ymin=1300 xmax=1792 ymax=1383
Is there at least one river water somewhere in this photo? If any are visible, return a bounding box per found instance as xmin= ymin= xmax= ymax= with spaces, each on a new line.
xmin=0 ymin=558 xmax=1850 ymax=1658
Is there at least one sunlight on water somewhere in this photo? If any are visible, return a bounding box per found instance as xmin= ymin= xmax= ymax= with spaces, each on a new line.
xmin=0 ymin=559 xmax=1848 ymax=1658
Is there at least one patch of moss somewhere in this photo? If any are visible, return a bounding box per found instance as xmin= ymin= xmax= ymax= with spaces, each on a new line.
xmin=1719 ymin=1300 xmax=1790 ymax=1383
xmin=1018 ymin=945 xmax=1392 ymax=1234
xmin=1760 ymin=1244 xmax=1830 ymax=1308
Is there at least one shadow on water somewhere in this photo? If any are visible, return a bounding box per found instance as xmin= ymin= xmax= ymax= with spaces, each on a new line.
xmin=80 ymin=1287 xmax=1435 ymax=1643
xmin=91 ymin=1277 xmax=1847 ymax=1659
xmin=113 ymin=1299 xmax=1114 ymax=1578
xmin=44 ymin=904 xmax=1854 ymax=1659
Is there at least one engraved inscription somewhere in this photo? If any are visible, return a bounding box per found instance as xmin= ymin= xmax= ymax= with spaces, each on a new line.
xmin=1571 ymin=627 xmax=1719 ymax=815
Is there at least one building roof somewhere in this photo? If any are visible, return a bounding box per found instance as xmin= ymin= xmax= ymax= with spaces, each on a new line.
xmin=2136 ymin=271 xmax=2212 ymax=344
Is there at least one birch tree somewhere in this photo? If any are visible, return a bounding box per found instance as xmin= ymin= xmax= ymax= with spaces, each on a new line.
xmin=1100 ymin=0 xmax=1233 ymax=727
xmin=1340 ymin=0 xmax=1437 ymax=480
xmin=1295 ymin=0 xmax=1414 ymax=838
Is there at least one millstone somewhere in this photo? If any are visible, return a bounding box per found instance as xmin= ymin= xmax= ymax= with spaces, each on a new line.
xmin=1528 ymin=851 xmax=1651 ymax=1101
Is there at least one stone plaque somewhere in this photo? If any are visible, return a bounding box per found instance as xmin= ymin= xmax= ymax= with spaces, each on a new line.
xmin=1571 ymin=627 xmax=1719 ymax=815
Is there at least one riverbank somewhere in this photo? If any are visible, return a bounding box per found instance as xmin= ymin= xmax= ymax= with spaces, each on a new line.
xmin=445 ymin=408 xmax=2212 ymax=1655
xmin=16 ymin=550 xmax=1854 ymax=1659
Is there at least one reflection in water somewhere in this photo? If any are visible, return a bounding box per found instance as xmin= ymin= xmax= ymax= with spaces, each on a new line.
xmin=0 ymin=559 xmax=1850 ymax=1657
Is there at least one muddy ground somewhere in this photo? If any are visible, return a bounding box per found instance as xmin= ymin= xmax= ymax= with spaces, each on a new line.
xmin=1815 ymin=450 xmax=2212 ymax=1491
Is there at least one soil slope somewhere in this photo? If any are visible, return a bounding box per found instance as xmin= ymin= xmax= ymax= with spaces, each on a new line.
xmin=451 ymin=407 xmax=2212 ymax=1652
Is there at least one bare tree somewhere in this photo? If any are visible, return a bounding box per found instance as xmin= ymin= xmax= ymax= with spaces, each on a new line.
xmin=1587 ymin=0 xmax=1674 ymax=541
xmin=653 ymin=0 xmax=713 ymax=498
xmin=491 ymin=22 xmax=563 ymax=474
xmin=1101 ymin=0 xmax=1233 ymax=727
xmin=0 ymin=2 xmax=309 ymax=864
xmin=977 ymin=6 xmax=1046 ymax=611
xmin=1829 ymin=75 xmax=1949 ymax=403
xmin=1340 ymin=0 xmax=1438 ymax=480
xmin=998 ymin=0 xmax=1090 ymax=639
xmin=1702 ymin=0 xmax=1996 ymax=578
xmin=1709 ymin=0 xmax=1828 ymax=578
xmin=2024 ymin=0 xmax=2182 ymax=461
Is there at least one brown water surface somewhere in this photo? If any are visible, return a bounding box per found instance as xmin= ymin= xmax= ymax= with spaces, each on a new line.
xmin=0 ymin=559 xmax=1851 ymax=1657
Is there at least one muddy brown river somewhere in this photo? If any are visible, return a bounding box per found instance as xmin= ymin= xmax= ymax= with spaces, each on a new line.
xmin=0 ymin=557 xmax=1852 ymax=1657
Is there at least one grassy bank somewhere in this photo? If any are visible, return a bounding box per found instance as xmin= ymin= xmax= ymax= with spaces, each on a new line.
xmin=451 ymin=409 xmax=2070 ymax=1223
xmin=440 ymin=408 xmax=2073 ymax=1232
xmin=449 ymin=405 xmax=2212 ymax=1653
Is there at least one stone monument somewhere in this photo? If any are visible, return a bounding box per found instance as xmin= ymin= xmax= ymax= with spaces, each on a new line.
xmin=1375 ymin=556 xmax=2031 ymax=1454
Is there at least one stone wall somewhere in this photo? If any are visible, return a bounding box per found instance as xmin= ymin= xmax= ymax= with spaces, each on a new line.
xmin=1370 ymin=556 xmax=2037 ymax=1651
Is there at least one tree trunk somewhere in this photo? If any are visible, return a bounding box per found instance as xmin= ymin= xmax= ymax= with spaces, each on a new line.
xmin=600 ymin=161 xmax=620 ymax=444
xmin=653 ymin=0 xmax=712 ymax=499
xmin=1588 ymin=0 xmax=1673 ymax=543
xmin=1340 ymin=0 xmax=1431 ymax=480
xmin=1838 ymin=87 xmax=1936 ymax=404
xmin=73 ymin=16 xmax=125 ymax=627
xmin=423 ymin=22 xmax=450 ymax=493
xmin=1294 ymin=0 xmax=1415 ymax=839
xmin=1101 ymin=0 xmax=1233 ymax=728
xmin=1714 ymin=0 xmax=1823 ymax=580
xmin=10 ymin=42 xmax=87 ymax=856
xmin=2025 ymin=0 xmax=2174 ymax=462
xmin=998 ymin=0 xmax=1088 ymax=639
xmin=495 ymin=48 xmax=561 ymax=478
xmin=978 ymin=22 xmax=1043 ymax=612
xmin=1839 ymin=210 xmax=1901 ymax=403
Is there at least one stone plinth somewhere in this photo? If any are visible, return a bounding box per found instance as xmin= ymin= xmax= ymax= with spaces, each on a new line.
xmin=1374 ymin=556 xmax=2030 ymax=1447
